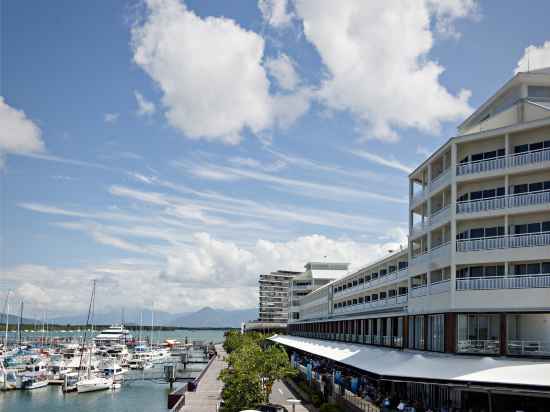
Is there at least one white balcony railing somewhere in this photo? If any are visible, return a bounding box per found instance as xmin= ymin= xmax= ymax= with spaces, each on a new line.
xmin=457 ymin=339 xmax=500 ymax=354
xmin=429 ymin=279 xmax=451 ymax=294
xmin=430 ymin=169 xmax=451 ymax=192
xmin=410 ymin=285 xmax=428 ymax=298
xmin=456 ymin=148 xmax=550 ymax=176
xmin=457 ymin=190 xmax=550 ymax=214
xmin=457 ymin=232 xmax=550 ymax=252
xmin=507 ymin=340 xmax=550 ymax=356
xmin=429 ymin=205 xmax=451 ymax=227
xmin=332 ymin=294 xmax=408 ymax=315
xmin=456 ymin=273 xmax=550 ymax=290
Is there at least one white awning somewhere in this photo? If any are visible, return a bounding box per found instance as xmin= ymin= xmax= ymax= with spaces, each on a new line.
xmin=269 ymin=335 xmax=550 ymax=388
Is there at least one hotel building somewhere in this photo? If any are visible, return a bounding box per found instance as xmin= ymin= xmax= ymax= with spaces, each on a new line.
xmin=271 ymin=69 xmax=550 ymax=411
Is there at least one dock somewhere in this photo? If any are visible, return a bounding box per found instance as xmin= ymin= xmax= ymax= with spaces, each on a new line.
xmin=170 ymin=343 xmax=227 ymax=411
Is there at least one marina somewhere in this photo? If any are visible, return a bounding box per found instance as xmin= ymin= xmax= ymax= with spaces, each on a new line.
xmin=1 ymin=328 xmax=225 ymax=412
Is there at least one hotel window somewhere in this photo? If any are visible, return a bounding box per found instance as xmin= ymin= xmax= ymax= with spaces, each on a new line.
xmin=352 ymin=299 xmax=357 ymax=305
xmin=365 ymin=275 xmax=371 ymax=282
xmin=372 ymin=272 xmax=378 ymax=279
xmin=365 ymin=295 xmax=371 ymax=302
xmin=380 ymin=291 xmax=387 ymax=300
xmin=413 ymin=316 xmax=425 ymax=350
xmin=380 ymin=269 xmax=387 ymax=277
xmin=358 ymin=297 xmax=364 ymax=304
xmin=372 ymin=294 xmax=378 ymax=301
xmin=398 ymin=286 xmax=408 ymax=295
xmin=389 ymin=265 xmax=396 ymax=273
xmin=457 ymin=314 xmax=500 ymax=354
xmin=358 ymin=278 xmax=364 ymax=285
xmin=352 ymin=280 xmax=357 ymax=287
xmin=514 ymin=262 xmax=550 ymax=275
xmin=398 ymin=261 xmax=408 ymax=270
xmin=427 ymin=314 xmax=445 ymax=352
xmin=388 ymin=289 xmax=396 ymax=297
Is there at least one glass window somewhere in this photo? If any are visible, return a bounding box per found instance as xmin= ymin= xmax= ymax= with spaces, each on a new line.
xmin=470 ymin=228 xmax=484 ymax=238
xmin=514 ymin=264 xmax=526 ymax=276
xmin=485 ymin=266 xmax=497 ymax=277
xmin=515 ymin=224 xmax=527 ymax=234
xmin=358 ymin=297 xmax=364 ymax=304
xmin=485 ymin=227 xmax=497 ymax=237
xmin=372 ymin=294 xmax=378 ymax=301
xmin=514 ymin=184 xmax=528 ymax=194
xmin=545 ymin=181 xmax=550 ymax=190
xmin=483 ymin=189 xmax=496 ymax=198
xmin=380 ymin=269 xmax=387 ymax=277
xmin=528 ymin=223 xmax=541 ymax=233
xmin=496 ymin=187 xmax=505 ymax=197
xmin=497 ymin=148 xmax=505 ymax=157
xmin=530 ymin=142 xmax=544 ymax=151
xmin=352 ymin=280 xmax=357 ymax=286
xmin=358 ymin=278 xmax=364 ymax=284
xmin=470 ymin=266 xmax=483 ymax=277
xmin=352 ymin=299 xmax=357 ymax=305
xmin=399 ymin=261 xmax=408 ymax=270
xmin=470 ymin=191 xmax=483 ymax=200
xmin=542 ymin=221 xmax=550 ymax=232
xmin=515 ymin=144 xmax=529 ymax=154
xmin=471 ymin=153 xmax=484 ymax=162
xmin=457 ymin=314 xmax=500 ymax=354
xmin=542 ymin=262 xmax=550 ymax=273
xmin=529 ymin=182 xmax=543 ymax=192
xmin=427 ymin=314 xmax=445 ymax=352
xmin=457 ymin=193 xmax=469 ymax=202
xmin=527 ymin=263 xmax=541 ymax=275
xmin=365 ymin=295 xmax=371 ymax=302
xmin=380 ymin=291 xmax=387 ymax=299
xmin=372 ymin=272 xmax=378 ymax=279
xmin=389 ymin=265 xmax=396 ymax=273
xmin=484 ymin=151 xmax=497 ymax=159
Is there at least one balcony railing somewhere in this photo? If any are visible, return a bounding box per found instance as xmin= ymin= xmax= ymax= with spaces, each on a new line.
xmin=456 ymin=148 xmax=550 ymax=176
xmin=457 ymin=339 xmax=500 ymax=354
xmin=430 ymin=168 xmax=451 ymax=192
xmin=333 ymin=294 xmax=408 ymax=315
xmin=457 ymin=232 xmax=550 ymax=252
xmin=507 ymin=340 xmax=550 ymax=356
xmin=456 ymin=273 xmax=550 ymax=290
xmin=429 ymin=279 xmax=451 ymax=294
xmin=410 ymin=285 xmax=428 ymax=298
xmin=457 ymin=189 xmax=550 ymax=214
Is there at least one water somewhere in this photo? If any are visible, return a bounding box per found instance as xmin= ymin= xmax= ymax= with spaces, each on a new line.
xmin=1 ymin=329 xmax=227 ymax=412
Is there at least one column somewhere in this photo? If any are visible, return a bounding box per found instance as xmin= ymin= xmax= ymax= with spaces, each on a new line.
xmin=450 ymin=142 xmax=458 ymax=309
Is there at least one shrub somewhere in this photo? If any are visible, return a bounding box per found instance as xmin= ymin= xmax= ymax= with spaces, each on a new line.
xmin=319 ymin=403 xmax=343 ymax=412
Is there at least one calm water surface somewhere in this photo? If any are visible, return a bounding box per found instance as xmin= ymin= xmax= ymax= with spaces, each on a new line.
xmin=1 ymin=329 xmax=227 ymax=412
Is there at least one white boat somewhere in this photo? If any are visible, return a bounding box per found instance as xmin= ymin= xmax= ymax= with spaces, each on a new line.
xmin=102 ymin=360 xmax=126 ymax=381
xmin=17 ymin=372 xmax=49 ymax=389
xmin=94 ymin=325 xmax=133 ymax=346
xmin=76 ymin=376 xmax=113 ymax=393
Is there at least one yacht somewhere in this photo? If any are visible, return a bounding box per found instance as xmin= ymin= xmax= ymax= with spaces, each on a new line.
xmin=94 ymin=325 xmax=133 ymax=346
xmin=76 ymin=376 xmax=113 ymax=393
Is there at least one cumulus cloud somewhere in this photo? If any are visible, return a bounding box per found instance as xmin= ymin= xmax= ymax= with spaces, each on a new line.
xmin=293 ymin=0 xmax=474 ymax=141
xmin=258 ymin=0 xmax=294 ymax=28
xmin=134 ymin=90 xmax=156 ymax=116
xmin=515 ymin=41 xmax=550 ymax=74
xmin=266 ymin=53 xmax=299 ymax=91
xmin=0 ymin=97 xmax=44 ymax=167
xmin=427 ymin=0 xmax=479 ymax=39
xmin=163 ymin=233 xmax=405 ymax=288
xmin=132 ymin=0 xmax=310 ymax=144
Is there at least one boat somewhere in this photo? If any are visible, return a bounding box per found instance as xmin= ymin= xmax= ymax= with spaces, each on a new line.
xmin=76 ymin=376 xmax=113 ymax=393
xmin=62 ymin=372 xmax=79 ymax=392
xmin=102 ymin=360 xmax=126 ymax=381
xmin=94 ymin=325 xmax=133 ymax=347
xmin=17 ymin=372 xmax=49 ymax=389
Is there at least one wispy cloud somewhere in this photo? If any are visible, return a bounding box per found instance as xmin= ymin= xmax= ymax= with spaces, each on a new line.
xmin=134 ymin=91 xmax=156 ymax=116
xmin=104 ymin=113 xmax=119 ymax=123
xmin=180 ymin=161 xmax=407 ymax=204
xmin=347 ymin=149 xmax=413 ymax=174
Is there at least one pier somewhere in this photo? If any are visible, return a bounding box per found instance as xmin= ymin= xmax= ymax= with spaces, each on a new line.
xmin=169 ymin=344 xmax=227 ymax=412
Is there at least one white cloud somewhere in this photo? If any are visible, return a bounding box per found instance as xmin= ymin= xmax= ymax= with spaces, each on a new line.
xmin=104 ymin=113 xmax=120 ymax=123
xmin=265 ymin=54 xmax=299 ymax=91
xmin=132 ymin=0 xmax=310 ymax=144
xmin=348 ymin=149 xmax=413 ymax=174
xmin=134 ymin=90 xmax=156 ymax=116
xmin=293 ymin=0 xmax=474 ymax=141
xmin=427 ymin=0 xmax=479 ymax=39
xmin=0 ymin=97 xmax=44 ymax=167
xmin=515 ymin=41 xmax=550 ymax=74
xmin=258 ymin=0 xmax=294 ymax=28
xmin=132 ymin=0 xmax=272 ymax=144
xmin=416 ymin=145 xmax=432 ymax=157
xmin=163 ymin=232 xmax=405 ymax=288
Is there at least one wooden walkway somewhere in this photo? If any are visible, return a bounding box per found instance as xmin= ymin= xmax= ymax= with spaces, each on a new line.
xmin=180 ymin=344 xmax=227 ymax=412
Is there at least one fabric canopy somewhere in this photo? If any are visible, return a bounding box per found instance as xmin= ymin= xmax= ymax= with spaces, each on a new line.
xmin=270 ymin=335 xmax=550 ymax=389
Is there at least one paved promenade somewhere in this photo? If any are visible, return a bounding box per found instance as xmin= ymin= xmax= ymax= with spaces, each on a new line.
xmin=269 ymin=380 xmax=317 ymax=412
xmin=181 ymin=344 xmax=227 ymax=412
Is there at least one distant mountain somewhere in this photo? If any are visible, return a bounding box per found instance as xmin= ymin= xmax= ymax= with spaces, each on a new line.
xmin=0 ymin=313 xmax=38 ymax=325
xmin=49 ymin=307 xmax=256 ymax=328
xmin=171 ymin=307 xmax=257 ymax=328
xmin=51 ymin=308 xmax=175 ymax=326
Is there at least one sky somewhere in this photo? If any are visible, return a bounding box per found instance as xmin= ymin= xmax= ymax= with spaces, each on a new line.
xmin=1 ymin=0 xmax=550 ymax=318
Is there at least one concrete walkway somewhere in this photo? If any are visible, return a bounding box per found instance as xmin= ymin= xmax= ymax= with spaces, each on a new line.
xmin=269 ymin=380 xmax=317 ymax=412
xmin=181 ymin=344 xmax=227 ymax=412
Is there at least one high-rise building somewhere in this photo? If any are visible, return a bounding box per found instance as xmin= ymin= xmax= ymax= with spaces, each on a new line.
xmin=258 ymin=270 xmax=301 ymax=323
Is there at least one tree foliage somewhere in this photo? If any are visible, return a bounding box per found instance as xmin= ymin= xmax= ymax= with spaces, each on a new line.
xmin=220 ymin=331 xmax=296 ymax=411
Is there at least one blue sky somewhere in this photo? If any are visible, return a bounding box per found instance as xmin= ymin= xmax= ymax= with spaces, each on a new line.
xmin=1 ymin=0 xmax=550 ymax=317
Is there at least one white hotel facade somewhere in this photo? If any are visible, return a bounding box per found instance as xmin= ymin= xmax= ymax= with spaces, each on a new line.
xmin=272 ymin=69 xmax=550 ymax=408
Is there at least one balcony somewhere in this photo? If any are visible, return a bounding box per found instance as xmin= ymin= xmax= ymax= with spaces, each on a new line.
xmin=457 ymin=190 xmax=550 ymax=215
xmin=411 ymin=206 xmax=450 ymax=237
xmin=429 ymin=279 xmax=451 ymax=295
xmin=456 ymin=273 xmax=550 ymax=290
xmin=410 ymin=285 xmax=428 ymax=298
xmin=332 ymin=294 xmax=408 ymax=315
xmin=456 ymin=232 xmax=550 ymax=252
xmin=334 ymin=269 xmax=409 ymax=298
xmin=457 ymin=339 xmax=500 ymax=354
xmin=507 ymin=340 xmax=550 ymax=357
xmin=430 ymin=169 xmax=451 ymax=193
xmin=456 ymin=148 xmax=550 ymax=177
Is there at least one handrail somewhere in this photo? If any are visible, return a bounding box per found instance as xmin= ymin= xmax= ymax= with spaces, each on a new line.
xmin=457 ymin=189 xmax=550 ymax=214
xmin=457 ymin=231 xmax=550 ymax=252
xmin=457 ymin=147 xmax=550 ymax=176
xmin=457 ymin=273 xmax=550 ymax=290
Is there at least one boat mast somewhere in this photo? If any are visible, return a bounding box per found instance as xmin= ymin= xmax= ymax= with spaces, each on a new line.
xmin=17 ymin=300 xmax=23 ymax=347
xmin=2 ymin=291 xmax=10 ymax=349
xmin=78 ymin=279 xmax=96 ymax=381
xmin=150 ymin=303 xmax=154 ymax=348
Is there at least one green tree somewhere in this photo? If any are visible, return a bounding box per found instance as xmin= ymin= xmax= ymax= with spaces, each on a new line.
xmin=220 ymin=370 xmax=264 ymax=412
xmin=256 ymin=344 xmax=297 ymax=403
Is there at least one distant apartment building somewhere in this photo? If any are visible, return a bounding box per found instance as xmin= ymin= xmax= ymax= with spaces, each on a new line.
xmin=272 ymin=68 xmax=550 ymax=411
xmin=258 ymin=270 xmax=301 ymax=323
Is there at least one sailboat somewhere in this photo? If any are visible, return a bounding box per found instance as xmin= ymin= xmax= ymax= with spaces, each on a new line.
xmin=76 ymin=280 xmax=113 ymax=393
